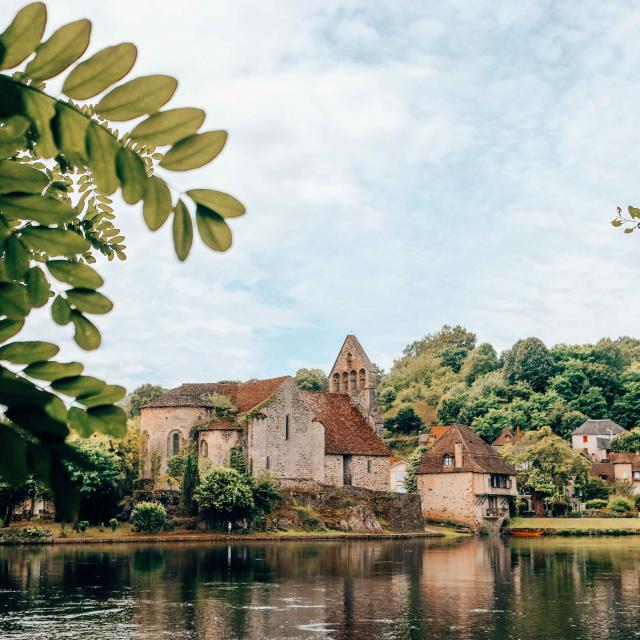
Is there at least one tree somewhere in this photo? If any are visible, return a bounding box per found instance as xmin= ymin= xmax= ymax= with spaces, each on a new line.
xmin=378 ymin=386 xmax=396 ymax=412
xmin=402 ymin=325 xmax=476 ymax=373
xmin=577 ymin=477 xmax=610 ymax=502
xmin=471 ymin=409 xmax=515 ymax=444
xmin=0 ymin=477 xmax=36 ymax=527
xmin=612 ymin=379 xmax=640 ymax=429
xmin=384 ymin=405 xmax=424 ymax=435
xmin=549 ymin=364 xmax=589 ymax=402
xmin=404 ymin=446 xmax=426 ymax=493
xmin=611 ymin=428 xmax=640 ymax=453
xmin=503 ymin=338 xmax=556 ymax=392
xmin=0 ymin=2 xmax=245 ymax=518
xmin=180 ymin=445 xmax=198 ymax=516
xmin=294 ymin=368 xmax=328 ymax=392
xmin=501 ymin=427 xmax=590 ymax=516
xmin=252 ymin=473 xmax=282 ymax=516
xmin=460 ymin=342 xmax=499 ymax=385
xmin=569 ymin=386 xmax=608 ymax=419
xmin=193 ymin=467 xmax=254 ymax=525
xmin=125 ymin=384 xmax=164 ymax=417
xmin=436 ymin=388 xmax=468 ymax=424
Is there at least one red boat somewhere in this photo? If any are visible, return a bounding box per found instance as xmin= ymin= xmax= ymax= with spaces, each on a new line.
xmin=509 ymin=530 xmax=544 ymax=537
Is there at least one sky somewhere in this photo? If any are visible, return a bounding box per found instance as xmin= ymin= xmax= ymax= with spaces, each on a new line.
xmin=8 ymin=0 xmax=640 ymax=390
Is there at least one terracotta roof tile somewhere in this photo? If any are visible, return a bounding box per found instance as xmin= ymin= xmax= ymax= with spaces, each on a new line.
xmin=196 ymin=420 xmax=242 ymax=432
xmin=302 ymin=391 xmax=390 ymax=457
xmin=590 ymin=462 xmax=615 ymax=481
xmin=609 ymin=453 xmax=640 ymax=471
xmin=492 ymin=426 xmax=523 ymax=447
xmin=418 ymin=424 xmax=515 ymax=475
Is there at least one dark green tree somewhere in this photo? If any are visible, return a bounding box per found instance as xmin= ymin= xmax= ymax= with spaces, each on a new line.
xmin=569 ymin=386 xmax=608 ymax=419
xmin=503 ymin=337 xmax=556 ymax=392
xmin=293 ymin=368 xmax=328 ymax=391
xmin=0 ymin=2 xmax=245 ymax=517
xmin=180 ymin=446 xmax=198 ymax=516
xmin=460 ymin=342 xmax=499 ymax=385
xmin=612 ymin=379 xmax=640 ymax=429
xmin=403 ymin=445 xmax=426 ymax=493
xmin=611 ymin=428 xmax=640 ymax=453
xmin=0 ymin=477 xmax=36 ymax=526
xmin=125 ymin=383 xmax=165 ymax=417
xmin=384 ymin=405 xmax=424 ymax=435
xmin=193 ymin=467 xmax=254 ymax=525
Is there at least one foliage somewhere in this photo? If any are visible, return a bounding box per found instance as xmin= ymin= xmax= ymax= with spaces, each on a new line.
xmin=403 ymin=445 xmax=426 ymax=493
xmin=384 ymin=405 xmax=424 ymax=435
xmin=470 ymin=409 xmax=514 ymax=444
xmin=180 ymin=446 xmax=198 ymax=516
xmin=585 ymin=498 xmax=608 ymax=510
xmin=611 ymin=428 xmax=640 ymax=453
xmin=125 ymin=383 xmax=164 ymax=417
xmin=131 ymin=501 xmax=167 ymax=533
xmin=77 ymin=519 xmax=88 ymax=532
xmin=252 ymin=473 xmax=282 ymax=516
xmin=205 ymin=392 xmax=237 ymax=421
xmin=150 ymin=447 xmax=161 ymax=485
xmin=108 ymin=517 xmax=117 ymax=531
xmin=503 ymin=338 xmax=556 ymax=392
xmin=612 ymin=378 xmax=640 ymax=429
xmin=460 ymin=342 xmax=499 ymax=385
xmin=379 ymin=386 xmax=396 ymax=412
xmin=294 ymin=368 xmax=328 ymax=391
xmin=402 ymin=325 xmax=476 ymax=373
xmin=228 ymin=447 xmax=248 ymax=477
xmin=608 ymin=496 xmax=634 ymax=513
xmin=578 ymin=477 xmax=610 ymax=502
xmin=166 ymin=452 xmax=187 ymax=480
xmin=0 ymin=477 xmax=36 ymax=526
xmin=193 ymin=467 xmax=254 ymax=524
xmin=0 ymin=2 xmax=245 ymax=518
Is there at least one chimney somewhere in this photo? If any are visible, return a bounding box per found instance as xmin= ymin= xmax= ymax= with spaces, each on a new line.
xmin=454 ymin=442 xmax=463 ymax=468
xmin=515 ymin=426 xmax=522 ymax=438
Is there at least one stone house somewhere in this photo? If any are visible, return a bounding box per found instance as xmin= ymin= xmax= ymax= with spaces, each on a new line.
xmin=589 ymin=453 xmax=640 ymax=494
xmin=139 ymin=335 xmax=391 ymax=491
xmin=571 ymin=419 xmax=627 ymax=462
xmin=416 ymin=424 xmax=517 ymax=531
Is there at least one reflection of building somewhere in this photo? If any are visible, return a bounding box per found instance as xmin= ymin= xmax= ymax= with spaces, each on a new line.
xmin=139 ymin=335 xmax=391 ymax=490
xmin=571 ymin=419 xmax=626 ymax=462
xmin=390 ymin=458 xmax=407 ymax=492
xmin=416 ymin=424 xmax=517 ymax=531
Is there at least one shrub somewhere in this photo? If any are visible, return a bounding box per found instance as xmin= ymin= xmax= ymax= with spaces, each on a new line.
xmin=585 ymin=499 xmax=608 ymax=510
xmin=0 ymin=527 xmax=51 ymax=545
xmin=252 ymin=474 xmax=282 ymax=516
xmin=77 ymin=520 xmax=89 ymax=533
xmin=109 ymin=518 xmax=118 ymax=532
xmin=180 ymin=449 xmax=199 ymax=516
xmin=193 ymin=468 xmax=254 ymax=525
xmin=167 ymin=454 xmax=188 ymax=480
xmin=609 ymin=496 xmax=634 ymax=513
xmin=132 ymin=502 xmax=168 ymax=533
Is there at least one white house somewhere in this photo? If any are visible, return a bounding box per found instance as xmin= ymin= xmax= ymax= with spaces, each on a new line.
xmin=390 ymin=458 xmax=408 ymax=493
xmin=571 ymin=419 xmax=627 ymax=462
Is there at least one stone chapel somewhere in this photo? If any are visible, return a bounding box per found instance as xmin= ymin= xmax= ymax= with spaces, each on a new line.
xmin=139 ymin=335 xmax=391 ymax=491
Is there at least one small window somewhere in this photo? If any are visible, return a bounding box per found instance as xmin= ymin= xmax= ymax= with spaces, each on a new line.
xmin=583 ymin=435 xmax=588 ymax=443
xmin=266 ymin=456 xmax=270 ymax=470
xmin=443 ymin=454 xmax=454 ymax=468
xmin=367 ymin=459 xmax=372 ymax=473
xmin=201 ymin=440 xmax=208 ymax=458
xmin=490 ymin=474 xmax=509 ymax=489
xmin=171 ymin=432 xmax=180 ymax=455
xmin=285 ymin=415 xmax=290 ymax=440
xmin=634 ymin=471 xmax=640 ymax=481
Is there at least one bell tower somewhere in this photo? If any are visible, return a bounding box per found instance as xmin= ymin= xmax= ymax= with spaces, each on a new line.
xmin=329 ymin=335 xmax=383 ymax=436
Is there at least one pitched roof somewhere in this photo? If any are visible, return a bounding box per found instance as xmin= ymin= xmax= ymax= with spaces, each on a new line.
xmin=571 ymin=419 xmax=627 ymax=436
xmin=492 ymin=426 xmax=523 ymax=447
xmin=302 ymin=391 xmax=390 ymax=457
xmin=329 ymin=334 xmax=373 ymax=374
xmin=196 ymin=420 xmax=242 ymax=432
xmin=143 ymin=376 xmax=288 ymax=412
xmin=609 ymin=453 xmax=640 ymax=471
xmin=418 ymin=424 xmax=515 ymax=475
xmin=390 ymin=457 xmax=407 ymax=468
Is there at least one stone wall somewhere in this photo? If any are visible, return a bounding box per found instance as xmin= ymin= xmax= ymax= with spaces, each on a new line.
xmin=199 ymin=429 xmax=241 ymax=468
xmin=322 ymin=455 xmax=389 ymax=491
xmin=417 ymin=472 xmax=476 ymax=528
xmin=324 ymin=454 xmax=343 ymax=486
xmin=248 ymin=379 xmax=325 ymax=482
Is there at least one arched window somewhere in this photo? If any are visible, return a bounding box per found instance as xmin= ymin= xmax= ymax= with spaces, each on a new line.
xmin=359 ymin=368 xmax=366 ymax=388
xmin=342 ymin=371 xmax=349 ymax=392
xmin=201 ymin=440 xmax=208 ymax=458
xmin=349 ymin=370 xmax=356 ymax=391
xmin=332 ymin=373 xmax=340 ymax=392
xmin=347 ymin=352 xmax=353 ymax=369
xmin=170 ymin=432 xmax=180 ymax=456
xmin=443 ymin=454 xmax=454 ymax=468
xmin=285 ymin=415 xmax=290 ymax=440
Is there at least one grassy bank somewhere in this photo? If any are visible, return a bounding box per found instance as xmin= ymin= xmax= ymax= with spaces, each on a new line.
xmin=508 ymin=517 xmax=640 ymax=536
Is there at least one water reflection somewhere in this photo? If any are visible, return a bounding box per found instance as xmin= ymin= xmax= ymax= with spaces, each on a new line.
xmin=1 ymin=537 xmax=640 ymax=639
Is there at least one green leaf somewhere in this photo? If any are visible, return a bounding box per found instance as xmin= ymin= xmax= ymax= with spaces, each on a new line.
xmin=4 ymin=235 xmax=29 ymax=280
xmin=143 ymin=176 xmax=172 ymax=231
xmin=628 ymin=206 xmax=640 ymax=219
xmin=160 ymin=130 xmax=227 ymax=171
xmin=6 ymin=401 xmax=68 ymax=440
xmin=25 ymin=266 xmax=50 ymax=307
xmin=86 ymin=122 xmax=119 ymax=195
xmin=0 ymin=340 xmax=58 ymax=364
xmin=70 ymin=310 xmax=100 ymax=350
xmin=21 ymin=226 xmax=90 ymax=256
xmin=0 ymin=2 xmax=47 ymax=70
xmin=50 ymin=102 xmax=88 ymax=164
xmin=130 ymin=107 xmax=205 ymax=146
xmin=0 ymin=194 xmax=77 ymax=224
xmin=23 ymin=360 xmax=83 ymax=381
xmin=95 ymin=75 xmax=177 ymax=121
xmin=611 ymin=219 xmax=623 ymax=228
xmin=0 ymin=115 xmax=29 ymax=159
xmin=21 ymin=89 xmax=57 ymax=157
xmin=0 ymin=424 xmax=28 ymax=486
xmin=195 ymin=205 xmax=232 ymax=252
xmin=87 ymin=405 xmax=127 ymax=438
xmin=0 ymin=318 xmax=24 ymax=343
xmin=63 ymin=42 xmax=137 ymax=100
xmin=67 ymin=406 xmax=94 ymax=437
xmin=47 ymin=260 xmax=103 ymax=289
xmin=0 ymin=160 xmax=48 ymax=193
xmin=77 ymin=384 xmax=126 ymax=408
xmin=66 ymin=288 xmax=113 ymax=314
xmin=187 ymin=189 xmax=245 ymax=219
xmin=51 ymin=374 xmax=105 ymax=397
xmin=0 ymin=282 xmax=29 ymax=318
xmin=116 ymin=147 xmax=147 ymax=205
xmin=25 ymin=19 xmax=91 ymax=81
xmin=172 ymin=199 xmax=192 ymax=261
xmin=51 ymin=294 xmax=71 ymax=325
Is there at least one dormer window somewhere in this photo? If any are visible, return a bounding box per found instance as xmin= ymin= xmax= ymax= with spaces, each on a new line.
xmin=443 ymin=454 xmax=454 ymax=468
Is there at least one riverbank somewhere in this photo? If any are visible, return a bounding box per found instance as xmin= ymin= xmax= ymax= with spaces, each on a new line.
xmin=508 ymin=517 xmax=640 ymax=536
xmin=0 ymin=522 xmax=451 ymax=545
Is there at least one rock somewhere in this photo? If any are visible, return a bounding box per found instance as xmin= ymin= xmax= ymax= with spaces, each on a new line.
xmin=337 ymin=504 xmax=383 ymax=533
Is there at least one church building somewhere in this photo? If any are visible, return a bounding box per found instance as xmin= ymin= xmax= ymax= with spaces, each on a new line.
xmin=139 ymin=335 xmax=391 ymax=491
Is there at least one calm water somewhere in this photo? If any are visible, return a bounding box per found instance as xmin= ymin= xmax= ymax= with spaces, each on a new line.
xmin=1 ymin=536 xmax=640 ymax=639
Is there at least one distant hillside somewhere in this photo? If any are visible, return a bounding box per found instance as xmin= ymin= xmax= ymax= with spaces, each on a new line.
xmin=379 ymin=325 xmax=640 ymax=446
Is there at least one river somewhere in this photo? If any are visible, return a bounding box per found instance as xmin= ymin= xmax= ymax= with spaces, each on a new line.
xmin=0 ymin=536 xmax=638 ymax=639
